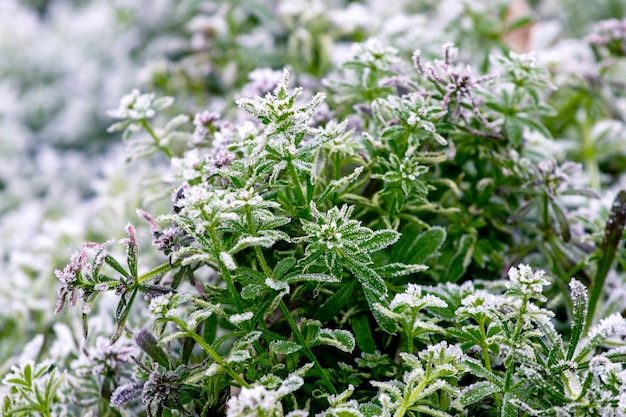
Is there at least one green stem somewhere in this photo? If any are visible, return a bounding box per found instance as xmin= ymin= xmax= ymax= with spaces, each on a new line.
xmin=287 ymin=160 xmax=310 ymax=218
xmin=137 ymin=263 xmax=172 ymax=284
xmin=172 ymin=318 xmax=250 ymax=388
xmin=396 ymin=366 xmax=432 ymax=417
xmin=208 ymin=228 xmax=244 ymax=313
xmin=479 ymin=317 xmax=501 ymax=408
xmin=278 ymin=300 xmax=337 ymax=395
xmin=140 ymin=119 xmax=174 ymax=158
xmin=333 ymin=153 xmax=342 ymax=181
xmin=504 ymin=295 xmax=529 ymax=392
xmin=244 ymin=205 xmax=273 ymax=278
xmin=580 ymin=115 xmax=599 ymax=191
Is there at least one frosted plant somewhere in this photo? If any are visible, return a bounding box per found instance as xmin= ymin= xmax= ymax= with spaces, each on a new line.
xmin=6 ymin=3 xmax=626 ymax=416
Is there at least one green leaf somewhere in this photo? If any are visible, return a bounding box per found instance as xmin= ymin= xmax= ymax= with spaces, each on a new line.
xmin=273 ymin=257 xmax=296 ymax=280
xmin=504 ymin=117 xmax=523 ymax=147
xmin=566 ymin=279 xmax=588 ymax=361
xmin=460 ymin=381 xmax=501 ymax=406
xmin=394 ymin=226 xmax=446 ymax=265
xmin=501 ymin=392 xmax=518 ymax=417
xmin=517 ymin=115 xmax=553 ymax=139
xmin=550 ymin=198 xmax=571 ymax=242
xmin=111 ymin=286 xmax=139 ymax=344
xmin=374 ymin=262 xmax=428 ymax=278
xmin=283 ymin=273 xmax=340 ymax=284
xmin=135 ymin=329 xmax=171 ymax=369
xmin=463 ymin=358 xmax=504 ymax=387
xmin=359 ymin=229 xmax=400 ymax=253
xmin=271 ymin=340 xmax=303 ymax=356
xmin=317 ymin=167 xmax=364 ymax=203
xmin=444 ymin=234 xmax=476 ymax=283
xmin=315 ymin=279 xmax=358 ymax=323
xmin=229 ymin=236 xmax=276 ymax=254
xmin=344 ymin=257 xmax=386 ymax=298
xmin=316 ymin=329 xmax=356 ymax=353
xmin=105 ymin=254 xmax=130 ymax=278
xmin=258 ymin=216 xmax=291 ymax=231
xmin=351 ymin=313 xmax=377 ymax=353
xmin=588 ymin=190 xmax=626 ymax=326
xmin=159 ymin=331 xmax=189 ymax=345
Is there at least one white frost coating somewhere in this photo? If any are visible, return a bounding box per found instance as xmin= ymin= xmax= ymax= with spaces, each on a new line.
xmin=569 ymin=279 xmax=588 ymax=307
xmin=390 ymin=283 xmax=447 ymax=310
xmin=229 ymin=312 xmax=254 ymax=325
xmin=220 ymin=252 xmax=237 ymax=271
xmin=588 ymin=313 xmax=626 ymax=340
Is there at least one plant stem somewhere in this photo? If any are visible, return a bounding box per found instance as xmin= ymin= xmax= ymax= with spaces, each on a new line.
xmin=396 ymin=367 xmax=431 ymax=417
xmin=479 ymin=317 xmax=501 ymax=408
xmin=580 ymin=114 xmax=600 ymax=191
xmin=208 ymin=228 xmax=244 ymax=313
xmin=504 ymin=294 xmax=529 ymax=392
xmin=278 ymin=300 xmax=337 ymax=395
xmin=140 ymin=119 xmax=174 ymax=158
xmin=244 ymin=205 xmax=273 ymax=278
xmin=173 ymin=318 xmax=250 ymax=388
xmin=137 ymin=263 xmax=172 ymax=284
xmin=287 ymin=159 xmax=310 ymax=218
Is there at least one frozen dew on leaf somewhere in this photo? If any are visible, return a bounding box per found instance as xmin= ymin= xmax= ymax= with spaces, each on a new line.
xmin=389 ymin=283 xmax=447 ymax=311
xmin=588 ymin=313 xmax=626 ymax=341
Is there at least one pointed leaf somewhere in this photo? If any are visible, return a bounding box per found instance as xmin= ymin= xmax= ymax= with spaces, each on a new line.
xmin=550 ymin=198 xmax=571 ymax=242
xmin=344 ymin=258 xmax=386 ymax=297
xmin=315 ymin=278 xmax=358 ymax=323
xmin=463 ymin=358 xmax=504 ymax=387
xmin=394 ymin=226 xmax=446 ymax=265
xmin=271 ymin=340 xmax=304 ymax=356
xmin=444 ymin=234 xmax=476 ymax=283
xmin=566 ymin=279 xmax=588 ymax=361
xmin=284 ymin=273 xmax=340 ymax=284
xmin=460 ymin=381 xmax=501 ymax=406
xmin=273 ymin=257 xmax=297 ymax=280
xmin=316 ymin=329 xmax=356 ymax=353
xmin=501 ymin=392 xmax=518 ymax=417
xmin=360 ymin=229 xmax=400 ymax=253
xmin=588 ymin=190 xmax=626 ymax=326
xmin=375 ymin=262 xmax=428 ymax=278
xmin=111 ymin=287 xmax=139 ymax=344
xmin=351 ymin=313 xmax=377 ymax=353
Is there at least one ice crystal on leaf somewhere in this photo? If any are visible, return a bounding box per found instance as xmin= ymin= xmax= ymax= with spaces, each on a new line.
xmin=237 ymin=68 xmax=324 ymax=139
xmin=506 ymin=263 xmax=550 ymax=301
xmin=588 ymin=313 xmax=626 ymax=341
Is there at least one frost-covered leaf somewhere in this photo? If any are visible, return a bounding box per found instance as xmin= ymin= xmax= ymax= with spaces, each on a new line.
xmin=316 ymin=329 xmax=356 ymax=353
xmin=229 ymin=236 xmax=277 ymax=255
xmin=375 ymin=262 xmax=428 ymax=278
xmin=460 ymin=381 xmax=500 ymax=406
xmin=228 ymin=349 xmax=251 ymax=363
xmin=283 ymin=273 xmax=340 ymax=284
xmin=271 ymin=340 xmax=304 ymax=355
xmin=567 ymin=279 xmax=588 ymax=360
xmin=359 ymin=230 xmax=400 ymax=253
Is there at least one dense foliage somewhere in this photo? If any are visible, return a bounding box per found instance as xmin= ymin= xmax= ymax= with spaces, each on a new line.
xmin=3 ymin=1 xmax=626 ymax=416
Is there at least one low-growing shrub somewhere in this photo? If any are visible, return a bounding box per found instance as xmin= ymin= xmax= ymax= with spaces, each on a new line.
xmin=4 ymin=2 xmax=626 ymax=416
